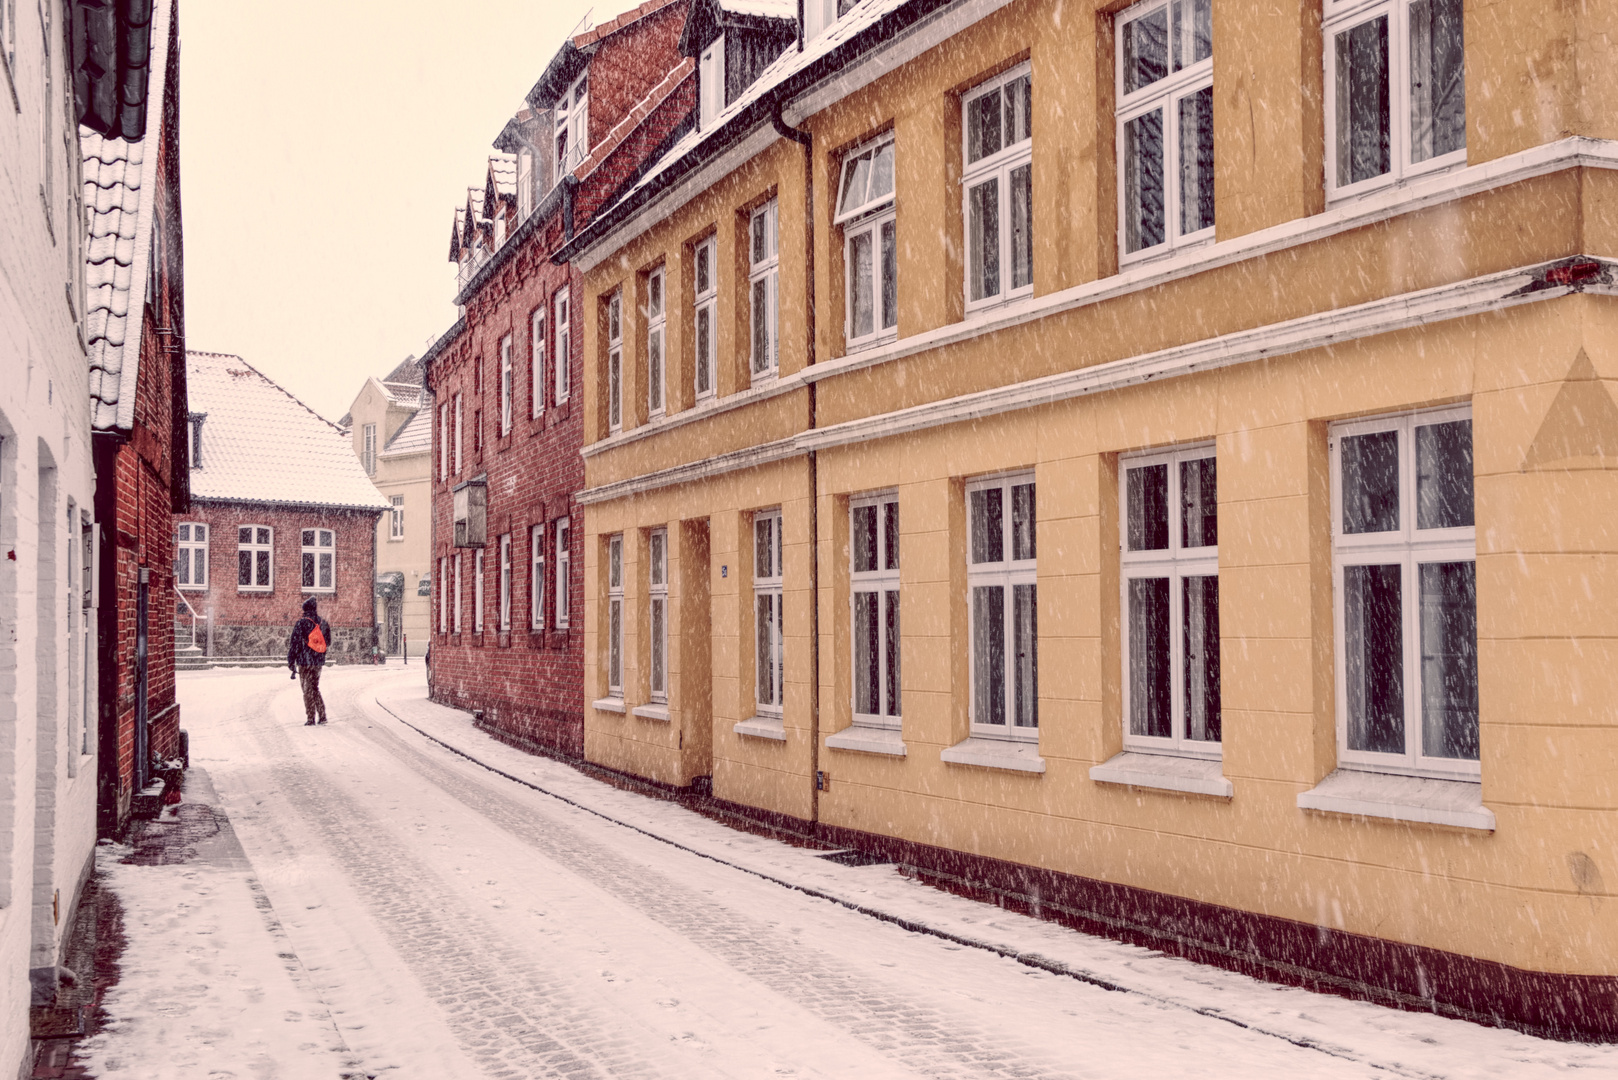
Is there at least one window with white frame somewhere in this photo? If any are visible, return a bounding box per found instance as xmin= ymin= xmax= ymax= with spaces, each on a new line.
xmin=474 ymin=548 xmax=485 ymax=632
xmin=499 ymin=334 xmax=513 ymax=436
xmin=554 ymin=287 xmax=572 ymax=403
xmin=693 ymin=237 xmax=717 ymax=399
xmin=1117 ymin=0 xmax=1214 ymax=259
xmin=301 ymin=528 xmax=335 ymax=592
xmin=1326 ymin=0 xmax=1464 ymax=199
xmin=646 ymin=267 xmax=666 ymax=418
xmin=836 ymin=135 xmax=897 ymax=348
xmin=518 ymin=149 xmax=533 ymax=218
xmin=238 ymin=525 xmax=273 ymax=590
xmin=439 ymin=556 xmax=449 ymax=633
xmin=699 ymin=34 xmax=724 ymax=129
xmin=439 ymin=402 xmax=450 ymax=479
xmin=530 ymin=524 xmax=546 ymax=629
xmin=749 ymin=201 xmax=779 ymax=379
xmin=555 ymin=517 xmax=571 ymax=628
xmin=851 ymin=493 xmax=900 ymax=726
xmin=454 ymin=393 xmax=464 ymax=473
xmin=454 ymin=552 xmax=463 ymax=633
xmin=754 ymin=510 xmax=784 ymax=715
xmin=363 ymin=422 xmax=377 ymax=474
xmin=962 ymin=64 xmax=1033 ymax=310
xmin=390 ymin=495 xmax=404 ymax=540
xmin=499 ymin=533 xmax=512 ymax=631
xmin=1332 ymin=406 xmax=1476 ymax=777
xmin=531 ymin=308 xmax=546 ymax=417
xmin=649 ymin=528 xmax=668 ymax=704
xmin=555 ymin=71 xmax=589 ymax=175
xmin=607 ymin=290 xmax=624 ymax=432
xmin=607 ymin=533 xmax=624 ymax=698
xmin=1121 ymin=445 xmax=1220 ymax=756
xmin=176 ymin=523 xmax=208 ymax=589
xmin=967 ymin=475 xmax=1037 ymax=736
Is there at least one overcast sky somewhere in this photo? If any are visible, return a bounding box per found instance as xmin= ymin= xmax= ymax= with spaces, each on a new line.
xmin=180 ymin=0 xmax=599 ymax=424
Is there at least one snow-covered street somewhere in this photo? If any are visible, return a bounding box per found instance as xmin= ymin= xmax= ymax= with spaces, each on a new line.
xmin=76 ymin=665 xmax=1618 ymax=1079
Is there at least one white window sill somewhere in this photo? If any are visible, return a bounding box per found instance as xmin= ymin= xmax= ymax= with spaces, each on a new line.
xmin=1297 ymin=769 xmax=1494 ymax=832
xmin=733 ymin=715 xmax=786 ymax=742
xmin=178 ymin=584 xmax=208 ymax=592
xmin=592 ymin=696 xmax=626 ymax=714
xmin=1090 ymin=751 xmax=1232 ymax=798
xmin=632 ymin=703 xmax=669 ymax=722
xmin=940 ymin=736 xmax=1044 ymax=774
xmin=825 ymin=724 xmax=906 ymax=757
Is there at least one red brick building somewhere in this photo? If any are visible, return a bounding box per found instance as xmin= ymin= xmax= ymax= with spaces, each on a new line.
xmin=177 ymin=351 xmax=390 ymax=662
xmin=424 ymin=0 xmax=694 ymax=758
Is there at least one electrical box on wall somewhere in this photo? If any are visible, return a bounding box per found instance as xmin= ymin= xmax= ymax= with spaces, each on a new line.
xmin=452 ymin=476 xmax=487 ymax=548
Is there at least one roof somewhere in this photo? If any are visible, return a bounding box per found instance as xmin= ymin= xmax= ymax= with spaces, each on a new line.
xmin=382 ymin=381 xmax=424 ymax=409
xmin=720 ymin=0 xmax=797 ymax=15
xmin=186 ymin=351 xmax=391 ymax=512
xmin=83 ymin=0 xmax=177 ymax=433
xmin=381 ymin=406 xmax=432 ymax=457
xmin=528 ymin=0 xmax=687 ymax=109
xmin=74 ymin=0 xmax=158 ymax=139
xmin=384 ymin=355 xmax=424 ymax=385
xmin=681 ymin=0 xmax=796 ymax=53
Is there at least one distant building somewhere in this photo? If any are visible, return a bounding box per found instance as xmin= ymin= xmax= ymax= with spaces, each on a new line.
xmin=178 ymin=351 xmax=389 ymax=662
xmin=342 ymin=357 xmax=432 ymax=657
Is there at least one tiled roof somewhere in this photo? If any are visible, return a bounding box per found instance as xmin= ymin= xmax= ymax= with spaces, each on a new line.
xmin=382 ymin=381 xmax=424 ymax=409
xmin=83 ymin=0 xmax=176 ymax=433
xmin=490 ymin=153 xmax=517 ymax=197
xmin=187 ymin=350 xmax=391 ymax=511
xmin=381 ymin=406 xmax=432 ymax=457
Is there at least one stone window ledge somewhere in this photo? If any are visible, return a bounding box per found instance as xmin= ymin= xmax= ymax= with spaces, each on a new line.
xmin=591 ymin=696 xmax=626 ymax=714
xmin=632 ymin=703 xmax=669 ymax=722
xmin=1297 ymin=769 xmax=1495 ymax=832
xmin=1090 ymin=751 xmax=1233 ymax=798
xmin=825 ymin=725 xmax=906 ymax=757
xmin=940 ymin=736 xmax=1044 ymax=774
xmin=734 ymin=716 xmax=786 ymax=742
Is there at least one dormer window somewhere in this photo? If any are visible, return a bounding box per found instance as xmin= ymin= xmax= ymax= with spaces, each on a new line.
xmin=699 ymin=34 xmax=725 ymax=129
xmin=805 ymin=0 xmax=858 ymax=41
xmin=555 ymin=72 xmax=589 ymax=175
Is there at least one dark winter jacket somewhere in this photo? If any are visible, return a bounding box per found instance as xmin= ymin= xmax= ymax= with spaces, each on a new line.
xmin=287 ymin=615 xmax=333 ymax=669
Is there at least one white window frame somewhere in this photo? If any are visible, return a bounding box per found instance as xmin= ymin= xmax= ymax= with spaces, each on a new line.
xmin=454 ymin=393 xmax=463 ymax=474
xmin=753 ymin=509 xmax=784 ymax=716
xmin=966 ymin=473 xmax=1037 ymax=739
xmin=439 ymin=555 xmax=449 ymax=633
xmin=693 ymin=236 xmax=717 ymax=400
xmin=454 ymin=552 xmax=463 ymax=633
xmin=649 ymin=528 xmax=669 ymax=704
xmin=555 ymin=70 xmax=589 ymax=175
xmin=1324 ymin=0 xmax=1466 ymax=203
xmin=473 ymin=548 xmax=485 ymax=632
xmin=439 ymin=402 xmax=450 ymax=479
xmin=836 ymin=134 xmax=898 ymax=349
xmin=1120 ymin=443 xmax=1221 ymax=759
xmin=607 ymin=289 xmax=624 ymax=432
xmin=748 ymin=200 xmax=779 ymax=381
xmin=499 ymin=333 xmax=513 ymax=436
xmin=554 ymin=286 xmax=572 ymax=404
xmin=238 ymin=525 xmax=274 ymax=592
xmin=498 ymin=533 xmax=512 ymax=632
xmin=176 ymin=522 xmax=208 ymax=590
xmin=518 ymin=149 xmax=533 ymax=219
xmin=530 ymin=525 xmax=546 ymax=630
xmin=961 ymin=63 xmax=1034 ymax=313
xmin=531 ymin=308 xmax=546 ymax=417
xmin=804 ymin=0 xmax=857 ymax=41
xmin=301 ymin=528 xmax=335 ymax=593
xmin=646 ymin=267 xmax=667 ymax=418
xmin=390 ymin=495 xmax=405 ymax=540
xmin=555 ymin=517 xmax=571 ymax=629
xmin=1331 ymin=405 xmax=1478 ymax=779
xmin=850 ymin=492 xmax=901 ymax=728
xmin=699 ymin=33 xmax=724 ymax=129
xmin=607 ymin=533 xmax=624 ymax=698
xmin=362 ymin=422 xmax=377 ymax=475
xmin=1115 ymin=0 xmax=1215 ymax=262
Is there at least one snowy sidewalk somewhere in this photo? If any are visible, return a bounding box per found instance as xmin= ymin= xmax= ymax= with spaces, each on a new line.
xmin=373 ymin=678 xmax=1618 ymax=1080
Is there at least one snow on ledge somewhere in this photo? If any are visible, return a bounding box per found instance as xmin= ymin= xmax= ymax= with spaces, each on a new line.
xmin=734 ymin=716 xmax=786 ymax=742
xmin=825 ymin=725 xmax=906 ymax=757
xmin=631 ymin=703 xmax=670 ymax=722
xmin=1297 ymin=769 xmax=1494 ymax=832
xmin=1090 ymin=752 xmax=1233 ymax=798
xmin=940 ymin=736 xmax=1045 ymax=774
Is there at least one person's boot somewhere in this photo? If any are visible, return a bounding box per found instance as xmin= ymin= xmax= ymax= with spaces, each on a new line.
xmin=305 ymin=717 xmax=316 ymax=726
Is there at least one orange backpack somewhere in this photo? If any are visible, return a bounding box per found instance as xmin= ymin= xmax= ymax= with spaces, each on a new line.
xmin=307 ymin=623 xmax=328 ymax=654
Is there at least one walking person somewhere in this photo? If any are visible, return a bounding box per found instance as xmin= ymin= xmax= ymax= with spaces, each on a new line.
xmin=288 ymin=597 xmax=332 ymax=725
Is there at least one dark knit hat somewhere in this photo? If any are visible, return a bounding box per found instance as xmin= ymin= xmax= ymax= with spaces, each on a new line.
xmin=302 ymin=598 xmax=318 ymax=614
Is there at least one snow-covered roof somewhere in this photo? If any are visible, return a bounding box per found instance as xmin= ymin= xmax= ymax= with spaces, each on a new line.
xmin=382 ymin=381 xmax=424 ymax=410
xmin=381 ymin=407 xmax=432 ymax=458
xmin=490 ymin=153 xmax=517 ymax=196
xmin=83 ymin=0 xmax=176 ymax=433
xmin=718 ymin=0 xmax=797 ymax=18
xmin=187 ymin=351 xmax=391 ymax=512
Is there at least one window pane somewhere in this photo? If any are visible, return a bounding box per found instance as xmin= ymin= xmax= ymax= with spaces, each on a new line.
xmin=1128 ymin=577 xmax=1172 ymax=737
xmin=756 ymin=517 xmax=774 ymax=580
xmin=256 ymin=550 xmax=270 ymax=586
xmin=966 ymin=89 xmax=1002 ymax=163
xmin=174 ymin=551 xmax=187 ymax=583
xmin=651 ymin=533 xmax=665 ymax=585
xmin=194 ymin=549 xmax=207 ymax=585
xmin=1013 ymin=583 xmax=1038 ymax=728
xmin=752 ymin=210 xmax=767 ymax=263
xmin=648 ymin=272 xmax=663 ymax=316
xmin=854 ymin=590 xmax=879 ymax=714
xmin=196 ymin=525 xmax=206 ymax=542
xmin=1009 ymin=163 xmax=1033 ymax=291
xmin=853 ymin=504 xmax=877 ymax=573
xmin=1005 ymin=74 xmax=1032 ymax=145
xmin=1341 ymin=429 xmax=1400 ymax=533
xmin=239 ymin=527 xmax=251 ymax=544
xmin=972 ymin=585 xmax=1005 ymax=725
xmin=870 ymin=141 xmax=895 ymax=200
xmin=258 ymin=528 xmax=271 ymax=545
xmin=1416 ymin=419 xmax=1473 ymax=529
xmin=303 ymin=553 xmax=315 ymax=588
xmin=1180 ymin=456 xmax=1217 ymax=548
xmin=696 ymin=307 xmax=713 ymax=394
xmin=1183 ymin=574 xmax=1221 ymax=742
xmin=239 ymin=549 xmax=251 ymax=586
xmin=649 ymin=328 xmax=663 ymax=411
xmin=1123 ymin=6 xmax=1168 ymax=93
xmin=696 ymin=246 xmax=710 ymax=294
xmin=757 ymin=593 xmax=778 ymax=706
xmin=609 ymin=350 xmax=621 ymax=426
xmin=1171 ymin=0 xmax=1212 ymax=70
xmin=1409 ymin=0 xmax=1465 ymax=164
xmin=302 ymin=530 xmax=315 ymax=546
xmin=609 ymin=539 xmax=621 ymax=589
xmin=968 ymin=178 xmax=1000 ymax=301
xmin=879 ymin=220 xmax=898 ymax=331
xmin=850 ymin=228 xmax=874 ymax=339
xmin=320 ymin=552 xmax=332 ymax=589
xmin=1125 ymin=109 xmax=1166 ymax=253
xmin=1336 ymin=16 xmax=1391 ymax=186
xmin=609 ymin=598 xmax=622 ymax=687
xmin=1420 ymin=560 xmax=1478 ymax=760
xmin=1178 ymin=86 xmax=1215 ymax=235
xmin=651 ymin=598 xmax=666 ymax=693
xmin=752 ymin=277 xmax=770 ymax=371
xmin=1344 ymin=563 xmax=1405 ymax=754
xmin=1127 ymin=463 xmax=1169 ymax=551
xmin=177 ymin=524 xmax=189 ymax=542
xmin=884 ymin=588 xmax=901 ymax=717
xmin=883 ymin=500 xmax=899 ymax=570
xmin=970 ymin=487 xmax=1003 ymax=564
xmin=840 ymin=149 xmax=871 ymax=215
xmin=1011 ymin=482 xmax=1036 ymax=560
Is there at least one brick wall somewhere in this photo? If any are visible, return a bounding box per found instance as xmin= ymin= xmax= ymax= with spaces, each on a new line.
xmin=583 ymin=1 xmax=690 ymax=143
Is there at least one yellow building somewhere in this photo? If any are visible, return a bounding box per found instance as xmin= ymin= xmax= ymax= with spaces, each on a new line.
xmin=557 ymin=0 xmax=1618 ymax=1036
